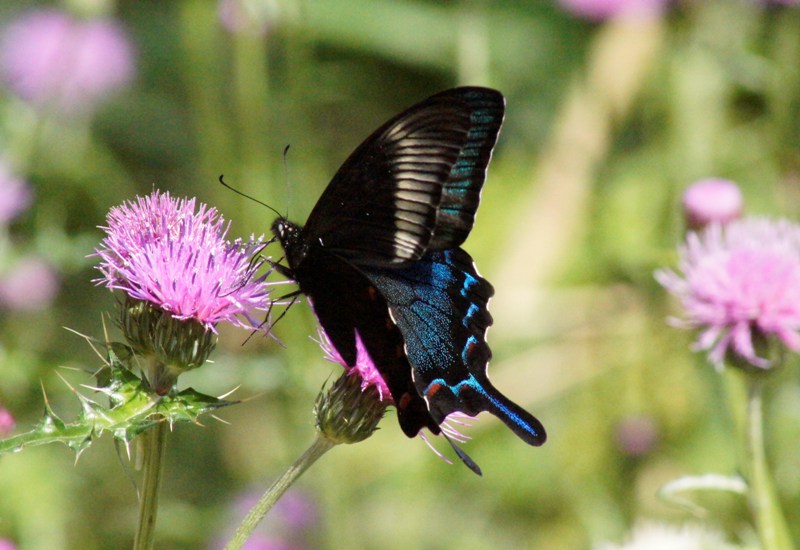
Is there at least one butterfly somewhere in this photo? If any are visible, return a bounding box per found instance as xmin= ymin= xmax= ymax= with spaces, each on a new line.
xmin=272 ymin=87 xmax=546 ymax=473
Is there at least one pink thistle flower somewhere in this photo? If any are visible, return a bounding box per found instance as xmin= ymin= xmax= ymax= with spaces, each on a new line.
xmin=682 ymin=178 xmax=743 ymax=230
xmin=316 ymin=327 xmax=391 ymax=400
xmin=315 ymin=326 xmax=475 ymax=461
xmin=94 ymin=190 xmax=270 ymax=332
xmin=557 ymin=0 xmax=669 ymax=20
xmin=0 ymin=9 xmax=135 ymax=115
xmin=656 ymin=218 xmax=800 ymax=369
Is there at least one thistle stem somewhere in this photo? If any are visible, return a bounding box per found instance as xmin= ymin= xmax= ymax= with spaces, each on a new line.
xmin=746 ymin=377 xmax=794 ymax=550
xmin=224 ymin=434 xmax=337 ymax=550
xmin=133 ymin=419 xmax=168 ymax=550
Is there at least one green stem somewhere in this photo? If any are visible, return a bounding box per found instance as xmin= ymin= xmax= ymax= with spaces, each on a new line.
xmin=746 ymin=377 xmax=794 ymax=550
xmin=224 ymin=434 xmax=337 ymax=550
xmin=133 ymin=420 xmax=168 ymax=550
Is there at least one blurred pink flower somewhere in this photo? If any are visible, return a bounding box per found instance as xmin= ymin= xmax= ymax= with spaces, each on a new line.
xmin=0 ymin=160 xmax=31 ymax=224
xmin=558 ymin=0 xmax=669 ymax=20
xmin=0 ymin=9 xmax=135 ymax=114
xmin=0 ymin=406 xmax=15 ymax=436
xmin=682 ymin=178 xmax=742 ymax=231
xmin=615 ymin=415 xmax=659 ymax=456
xmin=0 ymin=538 xmax=16 ymax=550
xmin=0 ymin=257 xmax=59 ymax=311
xmin=656 ymin=218 xmax=800 ymax=369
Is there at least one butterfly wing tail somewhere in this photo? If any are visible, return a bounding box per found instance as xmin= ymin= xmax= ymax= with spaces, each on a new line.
xmin=459 ymin=376 xmax=547 ymax=446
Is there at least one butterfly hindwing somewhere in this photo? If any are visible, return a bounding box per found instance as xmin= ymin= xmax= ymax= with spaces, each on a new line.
xmin=363 ymin=249 xmax=546 ymax=446
xmin=291 ymin=245 xmax=440 ymax=436
xmin=301 ymin=87 xmax=504 ymax=267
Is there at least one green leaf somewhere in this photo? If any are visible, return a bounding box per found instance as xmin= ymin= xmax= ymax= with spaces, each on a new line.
xmin=0 ymin=342 xmax=238 ymax=456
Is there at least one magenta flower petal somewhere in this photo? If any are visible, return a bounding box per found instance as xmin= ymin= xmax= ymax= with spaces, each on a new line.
xmin=316 ymin=327 xmax=391 ymax=400
xmin=0 ymin=9 xmax=135 ymax=114
xmin=656 ymin=218 xmax=800 ymax=369
xmin=94 ymin=191 xmax=270 ymax=332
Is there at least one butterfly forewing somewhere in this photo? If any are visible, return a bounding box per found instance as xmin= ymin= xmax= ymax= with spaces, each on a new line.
xmin=302 ymin=87 xmax=504 ymax=267
xmin=429 ymin=89 xmax=504 ymax=250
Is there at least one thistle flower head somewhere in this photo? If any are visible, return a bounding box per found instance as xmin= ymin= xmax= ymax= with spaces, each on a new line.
xmin=313 ymin=327 xmax=476 ymax=462
xmin=316 ymin=328 xmax=391 ymax=400
xmin=314 ymin=328 xmax=389 ymax=444
xmin=656 ymin=217 xmax=800 ymax=370
xmin=95 ymin=190 xmax=270 ymax=332
xmin=94 ymin=191 xmax=271 ymax=390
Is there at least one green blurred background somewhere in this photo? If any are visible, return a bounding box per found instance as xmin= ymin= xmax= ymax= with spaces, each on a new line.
xmin=0 ymin=0 xmax=799 ymax=548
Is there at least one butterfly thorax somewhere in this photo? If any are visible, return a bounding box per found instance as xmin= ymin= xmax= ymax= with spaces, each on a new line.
xmin=271 ymin=218 xmax=308 ymax=271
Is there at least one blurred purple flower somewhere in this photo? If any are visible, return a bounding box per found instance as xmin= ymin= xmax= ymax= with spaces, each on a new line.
xmin=682 ymin=178 xmax=742 ymax=231
xmin=656 ymin=218 xmax=800 ymax=369
xmin=0 ymin=539 xmax=16 ymax=550
xmin=238 ymin=536 xmax=300 ymax=550
xmin=615 ymin=415 xmax=658 ymax=456
xmin=558 ymin=0 xmax=669 ymax=20
xmin=317 ymin=327 xmax=391 ymax=400
xmin=218 ymin=0 xmax=275 ymax=36
xmin=0 ymin=257 xmax=59 ymax=311
xmin=0 ymin=9 xmax=135 ymax=114
xmin=0 ymin=160 xmax=32 ymax=223
xmin=216 ymin=489 xmax=318 ymax=550
xmin=94 ymin=191 xmax=270 ymax=332
xmin=0 ymin=406 xmax=15 ymax=436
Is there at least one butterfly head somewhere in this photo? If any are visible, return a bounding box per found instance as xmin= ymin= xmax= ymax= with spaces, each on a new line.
xmin=271 ymin=217 xmax=307 ymax=270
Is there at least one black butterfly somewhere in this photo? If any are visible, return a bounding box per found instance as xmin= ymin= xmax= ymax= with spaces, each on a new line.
xmin=272 ymin=87 xmax=546 ymax=472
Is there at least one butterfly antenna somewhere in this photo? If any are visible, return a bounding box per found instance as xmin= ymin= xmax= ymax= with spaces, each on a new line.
xmin=282 ymin=144 xmax=291 ymax=218
xmin=218 ymin=174 xmax=283 ymax=219
xmin=265 ymin=292 xmax=301 ymax=332
xmin=443 ymin=433 xmax=482 ymax=476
